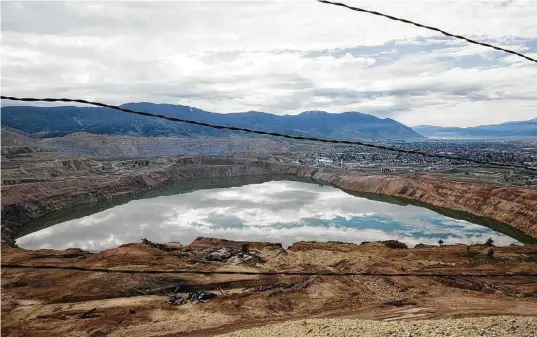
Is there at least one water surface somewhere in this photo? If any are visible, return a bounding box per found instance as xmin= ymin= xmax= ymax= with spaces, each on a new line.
xmin=17 ymin=180 xmax=519 ymax=251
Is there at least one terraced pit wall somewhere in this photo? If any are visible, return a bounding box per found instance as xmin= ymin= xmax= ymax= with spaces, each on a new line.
xmin=2 ymin=157 xmax=536 ymax=247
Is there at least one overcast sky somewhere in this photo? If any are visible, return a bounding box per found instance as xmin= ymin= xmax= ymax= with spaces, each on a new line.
xmin=2 ymin=1 xmax=536 ymax=127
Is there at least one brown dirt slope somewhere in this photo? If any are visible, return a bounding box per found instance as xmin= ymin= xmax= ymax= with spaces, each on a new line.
xmin=2 ymin=238 xmax=537 ymax=336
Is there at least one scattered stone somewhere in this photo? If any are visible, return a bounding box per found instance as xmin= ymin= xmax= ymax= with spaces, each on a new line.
xmin=79 ymin=308 xmax=98 ymax=319
xmin=169 ymin=290 xmax=217 ymax=305
xmin=168 ymin=294 xmax=185 ymax=306
xmin=255 ymin=285 xmax=277 ymax=292
xmin=88 ymin=328 xmax=108 ymax=337
xmin=227 ymin=253 xmax=257 ymax=265
xmin=254 ymin=278 xmax=314 ymax=293
xmin=206 ymin=248 xmax=234 ymax=261
xmin=189 ymin=290 xmax=217 ymax=303
xmin=141 ymin=238 xmax=179 ymax=252
xmin=203 ymin=247 xmax=264 ymax=265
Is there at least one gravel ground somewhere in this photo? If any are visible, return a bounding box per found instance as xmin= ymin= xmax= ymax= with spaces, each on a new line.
xmin=218 ymin=316 xmax=537 ymax=337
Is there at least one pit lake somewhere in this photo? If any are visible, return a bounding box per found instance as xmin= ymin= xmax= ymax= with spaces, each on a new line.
xmin=17 ymin=180 xmax=522 ymax=251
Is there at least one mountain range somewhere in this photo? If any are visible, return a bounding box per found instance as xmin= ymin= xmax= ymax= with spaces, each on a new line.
xmin=0 ymin=103 xmax=423 ymax=141
xmin=413 ymin=119 xmax=537 ymax=139
xmin=2 ymin=102 xmax=535 ymax=141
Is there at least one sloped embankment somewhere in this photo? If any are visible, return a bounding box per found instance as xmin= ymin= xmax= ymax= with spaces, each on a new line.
xmin=2 ymin=157 xmax=536 ymax=246
xmin=297 ymin=169 xmax=537 ymax=241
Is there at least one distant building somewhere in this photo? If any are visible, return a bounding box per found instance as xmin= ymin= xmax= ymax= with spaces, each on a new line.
xmin=381 ymin=167 xmax=393 ymax=174
xmin=316 ymin=157 xmax=333 ymax=165
xmin=102 ymin=162 xmax=114 ymax=172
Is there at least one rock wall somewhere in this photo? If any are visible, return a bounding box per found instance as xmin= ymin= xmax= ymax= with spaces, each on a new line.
xmin=0 ymin=157 xmax=283 ymax=246
xmin=2 ymin=157 xmax=536 ymax=247
xmin=299 ymin=170 xmax=537 ymax=240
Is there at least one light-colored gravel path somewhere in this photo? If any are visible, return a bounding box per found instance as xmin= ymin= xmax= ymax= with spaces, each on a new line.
xmin=218 ymin=316 xmax=537 ymax=337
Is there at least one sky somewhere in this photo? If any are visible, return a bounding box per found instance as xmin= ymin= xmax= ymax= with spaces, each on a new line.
xmin=17 ymin=180 xmax=517 ymax=251
xmin=1 ymin=0 xmax=537 ymax=127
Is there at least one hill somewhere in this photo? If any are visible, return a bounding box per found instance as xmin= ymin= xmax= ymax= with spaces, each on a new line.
xmin=414 ymin=119 xmax=537 ymax=139
xmin=1 ymin=126 xmax=37 ymax=147
xmin=1 ymin=103 xmax=423 ymax=141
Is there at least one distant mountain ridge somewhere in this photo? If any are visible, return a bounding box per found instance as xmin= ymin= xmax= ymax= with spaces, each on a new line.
xmin=0 ymin=103 xmax=423 ymax=141
xmin=413 ymin=118 xmax=537 ymax=138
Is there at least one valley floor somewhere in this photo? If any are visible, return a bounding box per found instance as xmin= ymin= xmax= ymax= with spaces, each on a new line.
xmin=2 ymin=238 xmax=537 ymax=336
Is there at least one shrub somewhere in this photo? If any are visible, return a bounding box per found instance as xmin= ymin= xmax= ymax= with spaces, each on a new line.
xmin=382 ymin=240 xmax=408 ymax=249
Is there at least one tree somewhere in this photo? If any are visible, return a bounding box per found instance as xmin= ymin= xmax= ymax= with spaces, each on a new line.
xmin=438 ymin=239 xmax=444 ymax=247
xmin=485 ymin=237 xmax=494 ymax=246
xmin=487 ymin=248 xmax=495 ymax=259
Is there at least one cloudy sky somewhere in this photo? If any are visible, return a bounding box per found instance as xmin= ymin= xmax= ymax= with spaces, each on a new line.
xmin=17 ymin=181 xmax=517 ymax=251
xmin=2 ymin=0 xmax=536 ymax=127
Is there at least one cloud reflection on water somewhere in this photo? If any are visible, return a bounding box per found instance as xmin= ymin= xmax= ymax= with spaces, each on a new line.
xmin=17 ymin=181 xmax=518 ymax=251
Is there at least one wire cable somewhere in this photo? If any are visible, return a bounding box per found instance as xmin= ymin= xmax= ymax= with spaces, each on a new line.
xmin=1 ymin=96 xmax=535 ymax=172
xmin=317 ymin=0 xmax=537 ymax=64
xmin=2 ymin=263 xmax=536 ymax=277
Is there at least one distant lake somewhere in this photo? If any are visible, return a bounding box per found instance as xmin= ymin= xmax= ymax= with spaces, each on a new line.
xmin=17 ymin=180 xmax=520 ymax=251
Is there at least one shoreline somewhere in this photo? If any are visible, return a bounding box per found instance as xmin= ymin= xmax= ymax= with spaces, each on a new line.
xmin=2 ymin=157 xmax=537 ymax=247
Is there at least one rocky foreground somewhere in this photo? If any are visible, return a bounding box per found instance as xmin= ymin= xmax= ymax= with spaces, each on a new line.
xmin=218 ymin=316 xmax=537 ymax=337
xmin=2 ymin=155 xmax=537 ymax=246
xmin=2 ymin=238 xmax=537 ymax=336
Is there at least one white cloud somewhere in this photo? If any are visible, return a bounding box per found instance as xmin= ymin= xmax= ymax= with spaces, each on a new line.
xmin=1 ymin=1 xmax=536 ymax=126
